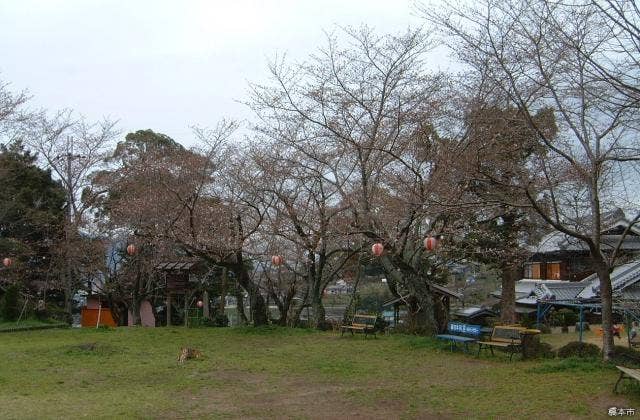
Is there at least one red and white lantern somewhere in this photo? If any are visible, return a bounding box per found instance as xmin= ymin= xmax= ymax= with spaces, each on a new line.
xmin=371 ymin=243 xmax=384 ymax=257
xmin=424 ymin=236 xmax=438 ymax=251
xmin=197 ymin=300 xmax=204 ymax=308
xmin=2 ymin=257 xmax=12 ymax=267
xmin=126 ymin=244 xmax=137 ymax=256
xmin=271 ymin=255 xmax=283 ymax=266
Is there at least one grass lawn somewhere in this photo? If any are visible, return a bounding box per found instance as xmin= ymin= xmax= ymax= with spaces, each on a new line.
xmin=1 ymin=327 xmax=638 ymax=419
xmin=0 ymin=318 xmax=66 ymax=332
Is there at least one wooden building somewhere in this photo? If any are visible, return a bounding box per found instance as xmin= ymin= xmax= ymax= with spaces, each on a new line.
xmin=81 ymin=295 xmax=117 ymax=327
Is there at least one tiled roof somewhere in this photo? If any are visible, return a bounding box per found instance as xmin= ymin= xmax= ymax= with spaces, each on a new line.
xmin=578 ymin=261 xmax=640 ymax=299
xmin=155 ymin=261 xmax=201 ymax=271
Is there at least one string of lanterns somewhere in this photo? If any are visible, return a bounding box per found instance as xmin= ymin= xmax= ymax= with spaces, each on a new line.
xmin=371 ymin=236 xmax=441 ymax=256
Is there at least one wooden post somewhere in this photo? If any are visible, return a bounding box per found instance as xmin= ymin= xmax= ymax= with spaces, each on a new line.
xmin=166 ymin=293 xmax=172 ymax=326
xmin=203 ymin=290 xmax=210 ymax=319
xmin=184 ymin=295 xmax=189 ymax=327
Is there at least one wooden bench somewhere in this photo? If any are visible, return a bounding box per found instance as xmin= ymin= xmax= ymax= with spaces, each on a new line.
xmin=614 ymin=366 xmax=640 ymax=393
xmin=436 ymin=322 xmax=482 ymax=353
xmin=477 ymin=325 xmax=526 ymax=361
xmin=340 ymin=314 xmax=377 ymax=339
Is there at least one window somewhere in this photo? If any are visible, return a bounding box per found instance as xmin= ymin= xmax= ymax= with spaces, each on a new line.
xmin=547 ymin=262 xmax=562 ymax=280
xmin=524 ymin=263 xmax=542 ymax=279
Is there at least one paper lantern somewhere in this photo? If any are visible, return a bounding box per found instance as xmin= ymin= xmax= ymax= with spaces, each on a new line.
xmin=371 ymin=243 xmax=384 ymax=257
xmin=197 ymin=300 xmax=204 ymax=308
xmin=271 ymin=255 xmax=283 ymax=266
xmin=126 ymin=244 xmax=137 ymax=256
xmin=2 ymin=257 xmax=12 ymax=267
xmin=424 ymin=236 xmax=438 ymax=251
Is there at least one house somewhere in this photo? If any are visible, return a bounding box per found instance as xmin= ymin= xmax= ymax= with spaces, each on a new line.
xmin=523 ymin=217 xmax=640 ymax=282
xmin=493 ymin=216 xmax=640 ymax=316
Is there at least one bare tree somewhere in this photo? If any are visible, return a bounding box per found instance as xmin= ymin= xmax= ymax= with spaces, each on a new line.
xmin=249 ymin=26 xmax=464 ymax=333
xmin=24 ymin=110 xmax=117 ymax=316
xmin=421 ymin=0 xmax=640 ymax=359
xmin=0 ymin=79 xmax=30 ymax=136
xmin=250 ymin=141 xmax=357 ymax=328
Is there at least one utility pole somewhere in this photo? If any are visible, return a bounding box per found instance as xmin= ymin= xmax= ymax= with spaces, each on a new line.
xmin=56 ymin=137 xmax=84 ymax=322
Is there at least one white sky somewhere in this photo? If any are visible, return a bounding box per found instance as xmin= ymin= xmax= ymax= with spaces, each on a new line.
xmin=0 ymin=0 xmax=436 ymax=146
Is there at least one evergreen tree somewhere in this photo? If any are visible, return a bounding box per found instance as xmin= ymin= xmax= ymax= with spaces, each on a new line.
xmin=0 ymin=142 xmax=65 ymax=296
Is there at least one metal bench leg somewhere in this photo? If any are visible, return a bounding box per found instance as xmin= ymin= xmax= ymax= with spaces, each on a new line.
xmin=477 ymin=343 xmax=482 ymax=357
xmin=489 ymin=346 xmax=494 ymax=356
xmin=614 ymin=371 xmax=626 ymax=394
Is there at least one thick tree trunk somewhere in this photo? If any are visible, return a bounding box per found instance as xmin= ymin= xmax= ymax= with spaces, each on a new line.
xmin=310 ymin=294 xmax=326 ymax=329
xmin=288 ymin=287 xmax=309 ymax=327
xmin=130 ymin=278 xmax=142 ymax=326
xmin=219 ymin=268 xmax=228 ymax=315
xmin=250 ymin=293 xmax=269 ymax=326
xmin=343 ymin=257 xmax=363 ymax=323
xmin=500 ymin=264 xmax=518 ymax=324
xmin=202 ymin=290 xmax=210 ymax=319
xmin=235 ymin=287 xmax=248 ymax=325
xmin=379 ymin=256 xmax=437 ymax=334
xmin=234 ymin=254 xmax=268 ymax=326
xmin=596 ymin=263 xmax=615 ymax=361
xmin=130 ymin=298 xmax=141 ymax=326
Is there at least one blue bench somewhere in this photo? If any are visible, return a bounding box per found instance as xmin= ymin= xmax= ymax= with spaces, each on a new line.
xmin=436 ymin=322 xmax=482 ymax=353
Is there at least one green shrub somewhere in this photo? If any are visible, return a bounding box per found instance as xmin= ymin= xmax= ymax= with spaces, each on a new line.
xmin=551 ymin=309 xmax=578 ymax=327
xmin=557 ymin=341 xmax=601 ymax=358
xmin=1 ymin=284 xmax=20 ymax=321
xmin=524 ymin=339 xmax=556 ymax=359
xmin=612 ymin=345 xmax=640 ymax=368
xmin=201 ymin=314 xmax=229 ymax=327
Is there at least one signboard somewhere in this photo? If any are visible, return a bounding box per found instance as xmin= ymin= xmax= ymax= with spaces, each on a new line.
xmin=448 ymin=322 xmax=482 ymax=336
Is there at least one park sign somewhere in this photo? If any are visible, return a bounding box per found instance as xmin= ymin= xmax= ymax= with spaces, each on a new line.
xmin=448 ymin=322 xmax=482 ymax=336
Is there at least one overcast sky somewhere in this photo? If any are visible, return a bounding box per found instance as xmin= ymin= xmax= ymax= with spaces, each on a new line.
xmin=0 ymin=0 xmax=435 ymax=146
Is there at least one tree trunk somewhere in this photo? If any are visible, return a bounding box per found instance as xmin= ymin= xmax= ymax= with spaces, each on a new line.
xmin=597 ymin=263 xmax=615 ymax=361
xmin=500 ymin=263 xmax=518 ymax=324
xmin=288 ymin=287 xmax=309 ymax=327
xmin=202 ymin=290 xmax=210 ymax=319
xmin=310 ymin=293 xmax=326 ymax=329
xmin=343 ymin=256 xmax=363 ymax=323
xmin=250 ymin=292 xmax=269 ymax=326
xmin=234 ymin=256 xmax=268 ymax=326
xmin=131 ymin=279 xmax=142 ymax=326
xmin=219 ymin=268 xmax=228 ymax=315
xmin=166 ymin=293 xmax=172 ymax=326
xmin=235 ymin=287 xmax=248 ymax=325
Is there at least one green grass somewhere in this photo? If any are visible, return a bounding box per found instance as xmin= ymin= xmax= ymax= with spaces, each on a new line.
xmin=0 ymin=327 xmax=638 ymax=419
xmin=0 ymin=317 xmax=66 ymax=332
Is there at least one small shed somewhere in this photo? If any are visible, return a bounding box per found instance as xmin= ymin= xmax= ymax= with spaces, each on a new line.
xmin=452 ymin=306 xmax=498 ymax=326
xmin=81 ymin=295 xmax=117 ymax=327
xmin=382 ymin=284 xmax=463 ymax=326
xmin=155 ymin=260 xmax=207 ymax=326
